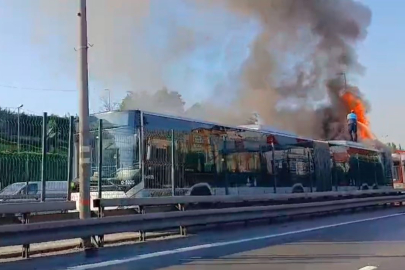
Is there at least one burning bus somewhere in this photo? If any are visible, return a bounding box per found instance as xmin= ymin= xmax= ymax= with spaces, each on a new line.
xmin=76 ymin=110 xmax=394 ymax=197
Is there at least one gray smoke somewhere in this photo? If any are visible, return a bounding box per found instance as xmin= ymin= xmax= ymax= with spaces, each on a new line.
xmin=198 ymin=0 xmax=372 ymax=139
xmin=31 ymin=0 xmax=372 ymax=140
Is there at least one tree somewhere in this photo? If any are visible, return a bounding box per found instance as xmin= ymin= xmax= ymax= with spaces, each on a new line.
xmin=120 ymin=87 xmax=185 ymax=115
xmin=100 ymin=96 xmax=120 ymax=112
xmin=387 ymin=142 xmax=398 ymax=151
xmin=185 ymin=103 xmax=204 ymax=119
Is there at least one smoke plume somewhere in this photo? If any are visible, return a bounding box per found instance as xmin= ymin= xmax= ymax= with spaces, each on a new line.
xmin=197 ymin=0 xmax=372 ymax=140
xmin=31 ymin=0 xmax=372 ymax=140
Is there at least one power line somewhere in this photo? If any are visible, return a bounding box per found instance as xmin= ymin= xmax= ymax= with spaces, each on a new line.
xmin=0 ymin=84 xmax=76 ymax=92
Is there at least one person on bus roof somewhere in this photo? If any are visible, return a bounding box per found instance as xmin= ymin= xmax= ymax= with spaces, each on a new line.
xmin=347 ymin=109 xmax=358 ymax=142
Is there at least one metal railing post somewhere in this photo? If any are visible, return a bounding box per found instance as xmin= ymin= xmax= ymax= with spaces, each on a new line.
xmin=98 ymin=119 xmax=103 ymax=199
xmin=171 ymin=129 xmax=175 ymax=196
xmin=67 ymin=116 xmax=74 ymax=201
xmin=271 ymin=142 xmax=277 ymax=194
xmin=140 ymin=111 xmax=145 ymax=186
xmin=223 ymin=136 xmax=229 ymax=195
xmin=41 ymin=112 xmax=48 ymax=202
xmin=25 ymin=154 xmax=29 ymax=195
xmin=357 ymin=154 xmax=361 ymax=189
xmin=307 ymin=149 xmax=313 ymax=193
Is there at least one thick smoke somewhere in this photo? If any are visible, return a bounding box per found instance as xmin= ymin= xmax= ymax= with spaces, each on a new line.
xmin=31 ymin=0 xmax=372 ymax=140
xmin=196 ymin=0 xmax=372 ymax=140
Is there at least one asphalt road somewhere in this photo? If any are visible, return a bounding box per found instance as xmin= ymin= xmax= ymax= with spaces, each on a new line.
xmin=2 ymin=207 xmax=405 ymax=270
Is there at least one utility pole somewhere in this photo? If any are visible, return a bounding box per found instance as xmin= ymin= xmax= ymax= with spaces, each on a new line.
xmin=338 ymin=72 xmax=347 ymax=91
xmin=77 ymin=0 xmax=91 ymax=248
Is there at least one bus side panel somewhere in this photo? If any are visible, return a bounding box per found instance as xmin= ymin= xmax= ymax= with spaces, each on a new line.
xmin=382 ymin=151 xmax=394 ymax=188
xmin=313 ymin=141 xmax=332 ymax=192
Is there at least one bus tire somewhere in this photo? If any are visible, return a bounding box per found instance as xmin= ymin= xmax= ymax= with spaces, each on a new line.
xmin=360 ymin=184 xmax=370 ymax=190
xmin=189 ymin=185 xmax=212 ymax=196
xmin=292 ymin=186 xmax=304 ymax=193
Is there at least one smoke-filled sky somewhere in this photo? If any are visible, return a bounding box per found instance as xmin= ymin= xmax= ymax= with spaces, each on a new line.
xmin=0 ymin=0 xmax=404 ymax=143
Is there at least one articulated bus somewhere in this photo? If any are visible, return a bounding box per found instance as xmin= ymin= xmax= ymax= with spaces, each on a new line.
xmin=73 ymin=110 xmax=393 ymax=197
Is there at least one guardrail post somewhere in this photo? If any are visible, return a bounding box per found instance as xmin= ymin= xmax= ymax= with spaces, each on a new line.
xmin=138 ymin=205 xmax=146 ymax=241
xmin=139 ymin=231 xmax=146 ymax=242
xmin=178 ymin=203 xmax=187 ymax=236
xmin=67 ymin=116 xmax=74 ymax=201
xmin=41 ymin=112 xmax=48 ymax=202
xmin=21 ymin=212 xmax=30 ymax=258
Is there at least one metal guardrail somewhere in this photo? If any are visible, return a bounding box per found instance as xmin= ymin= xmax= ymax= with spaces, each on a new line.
xmin=0 ymin=200 xmax=76 ymax=257
xmin=0 ymin=193 xmax=68 ymax=202
xmin=93 ymin=189 xmax=402 ymax=209
xmin=1 ymin=195 xmax=404 ymax=258
xmin=0 ymin=201 xmax=76 ymax=215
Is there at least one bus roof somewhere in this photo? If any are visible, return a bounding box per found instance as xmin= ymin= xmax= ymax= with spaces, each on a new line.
xmin=120 ymin=110 xmax=314 ymax=142
xmin=237 ymin=124 xmax=298 ymax=137
xmin=328 ymin=140 xmax=381 ymax=152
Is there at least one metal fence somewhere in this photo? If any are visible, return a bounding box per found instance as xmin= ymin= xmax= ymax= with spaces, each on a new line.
xmin=0 ymin=111 xmax=72 ymax=201
xmin=0 ymin=112 xmax=390 ymax=202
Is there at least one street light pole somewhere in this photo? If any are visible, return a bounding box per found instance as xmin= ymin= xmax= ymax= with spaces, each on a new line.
xmin=17 ymin=104 xmax=23 ymax=152
xmin=77 ymin=0 xmax=91 ymax=248
xmin=338 ymin=72 xmax=347 ymax=91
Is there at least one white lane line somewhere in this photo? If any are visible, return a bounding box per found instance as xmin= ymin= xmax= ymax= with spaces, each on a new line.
xmin=67 ymin=212 xmax=404 ymax=270
xmin=359 ymin=266 xmax=378 ymax=270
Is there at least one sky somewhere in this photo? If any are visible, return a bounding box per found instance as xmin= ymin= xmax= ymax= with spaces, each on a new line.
xmin=0 ymin=0 xmax=404 ymax=145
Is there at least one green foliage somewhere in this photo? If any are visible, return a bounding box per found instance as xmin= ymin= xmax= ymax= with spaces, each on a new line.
xmin=0 ymin=152 xmax=68 ymax=188
xmin=0 ymin=109 xmax=70 ymax=154
xmin=0 ymin=108 xmax=71 ymax=188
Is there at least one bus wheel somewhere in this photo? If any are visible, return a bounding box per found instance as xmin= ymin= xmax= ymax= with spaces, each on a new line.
xmin=292 ymin=186 xmax=304 ymax=193
xmin=360 ymin=184 xmax=370 ymax=190
xmin=189 ymin=186 xmax=212 ymax=196
xmin=372 ymin=184 xmax=379 ymax=190
xmin=189 ymin=186 xmax=212 ymax=209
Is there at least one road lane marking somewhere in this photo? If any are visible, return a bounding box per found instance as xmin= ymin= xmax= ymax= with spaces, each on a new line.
xmin=66 ymin=212 xmax=404 ymax=270
xmin=359 ymin=266 xmax=378 ymax=270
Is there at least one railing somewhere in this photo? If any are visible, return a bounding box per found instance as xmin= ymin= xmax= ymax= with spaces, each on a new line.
xmin=0 ymin=194 xmax=404 ymax=258
xmin=0 ymin=192 xmax=404 ymax=258
xmin=0 ymin=111 xmax=73 ymax=201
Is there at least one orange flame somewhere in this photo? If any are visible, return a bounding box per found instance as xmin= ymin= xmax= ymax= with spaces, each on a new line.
xmin=341 ymin=91 xmax=374 ymax=140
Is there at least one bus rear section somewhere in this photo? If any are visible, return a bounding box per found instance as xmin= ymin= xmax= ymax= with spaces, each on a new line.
xmin=392 ymin=150 xmax=405 ymax=189
xmin=329 ymin=140 xmax=393 ymax=191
